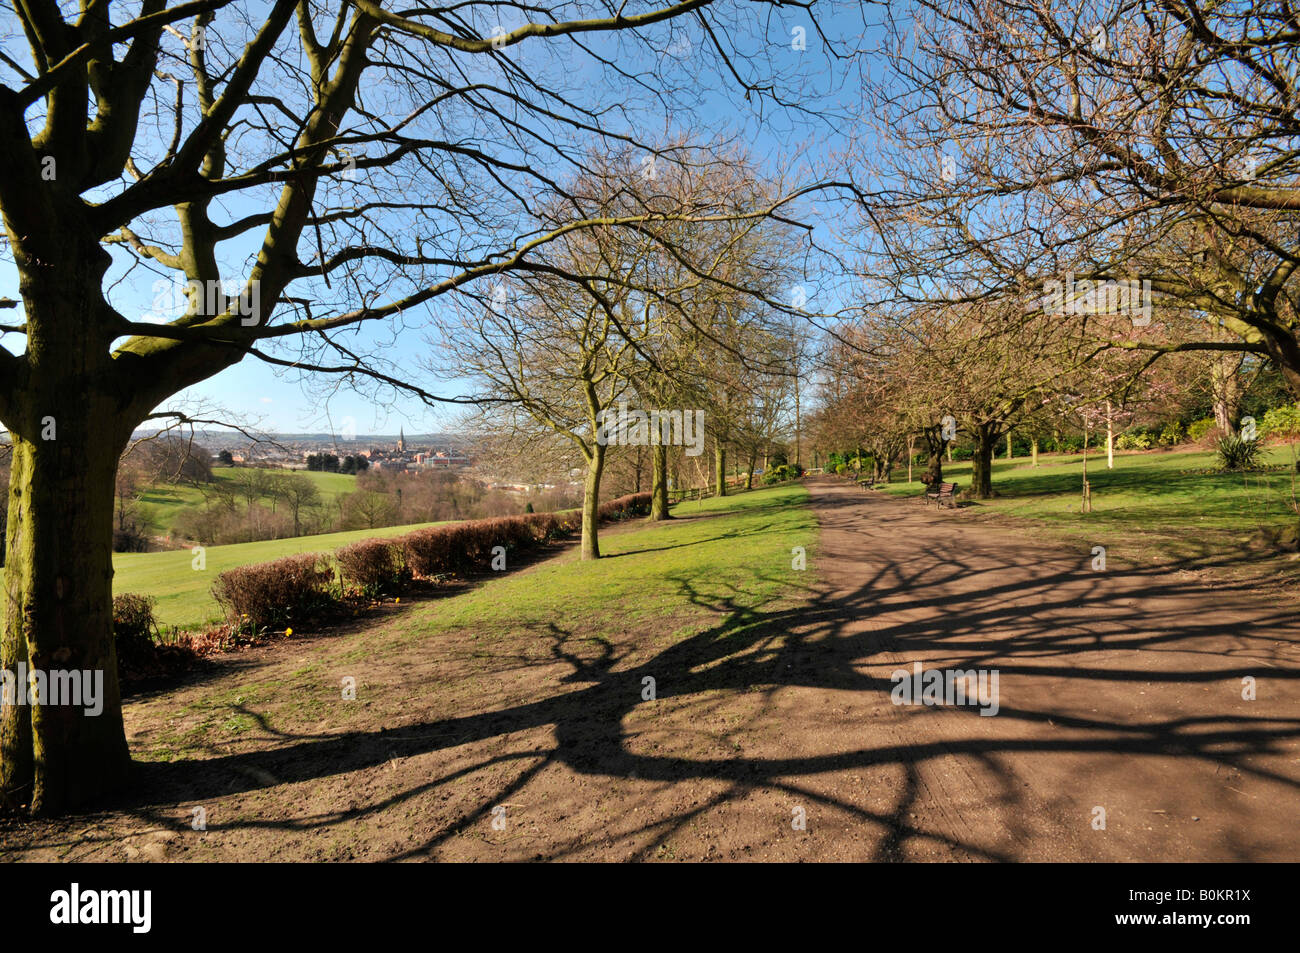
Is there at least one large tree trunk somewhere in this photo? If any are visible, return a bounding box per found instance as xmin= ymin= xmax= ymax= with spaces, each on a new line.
xmin=1 ymin=399 xmax=133 ymax=814
xmin=1211 ymin=353 xmax=1244 ymax=437
xmin=650 ymin=444 xmax=671 ymax=520
xmin=714 ymin=441 xmax=727 ymax=498
xmin=580 ymin=444 xmax=606 ymax=560
xmin=920 ymin=427 xmax=945 ymax=486
xmin=923 ymin=454 xmax=943 ymax=486
xmin=0 ymin=227 xmax=138 ymax=814
xmin=970 ymin=424 xmax=998 ymax=499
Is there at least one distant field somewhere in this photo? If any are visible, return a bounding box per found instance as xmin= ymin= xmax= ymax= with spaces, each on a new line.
xmin=114 ymin=519 xmax=446 ymax=630
xmin=135 ymin=466 xmax=356 ymax=536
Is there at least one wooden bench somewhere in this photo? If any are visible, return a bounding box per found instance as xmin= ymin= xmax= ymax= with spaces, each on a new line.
xmin=924 ymin=481 xmax=958 ymax=508
xmin=856 ymin=475 xmax=875 ymax=489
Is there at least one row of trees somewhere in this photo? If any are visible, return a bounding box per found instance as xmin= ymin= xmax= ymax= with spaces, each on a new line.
xmin=813 ymin=0 xmax=1300 ymax=498
xmin=172 ymin=466 xmax=533 ymax=544
xmin=0 ymin=0 xmax=860 ymax=810
xmin=849 ymin=1 xmax=1300 ymax=396
xmin=440 ymin=150 xmax=808 ymax=557
xmin=813 ymin=291 xmax=1300 ymax=497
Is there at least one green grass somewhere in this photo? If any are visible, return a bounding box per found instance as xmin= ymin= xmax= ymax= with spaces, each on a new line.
xmin=876 ymin=443 xmax=1300 ymax=570
xmin=407 ymin=483 xmax=816 ymax=642
xmin=136 ymin=466 xmax=356 ymax=536
xmin=119 ymin=482 xmax=815 ymax=639
xmin=115 ymin=518 xmax=447 ymax=630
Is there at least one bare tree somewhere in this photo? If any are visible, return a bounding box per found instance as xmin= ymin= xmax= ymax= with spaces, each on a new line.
xmin=0 ymin=0 xmax=856 ymax=813
xmin=855 ymin=0 xmax=1300 ymax=399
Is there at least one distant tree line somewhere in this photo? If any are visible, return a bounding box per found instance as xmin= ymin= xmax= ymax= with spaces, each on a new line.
xmin=113 ymin=438 xmax=215 ymax=553
xmin=305 ymin=453 xmax=370 ymax=474
xmin=169 ymin=468 xmax=577 ymax=547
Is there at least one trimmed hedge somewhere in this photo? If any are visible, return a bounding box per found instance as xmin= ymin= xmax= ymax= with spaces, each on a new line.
xmin=208 ymin=494 xmax=653 ymax=629
xmin=596 ymin=492 xmax=653 ymax=522
xmin=212 ymin=552 xmax=335 ymax=630
xmin=336 ymin=538 xmax=410 ymax=595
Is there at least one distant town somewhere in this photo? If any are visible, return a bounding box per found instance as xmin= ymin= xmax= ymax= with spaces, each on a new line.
xmin=136 ymin=428 xmax=474 ymax=472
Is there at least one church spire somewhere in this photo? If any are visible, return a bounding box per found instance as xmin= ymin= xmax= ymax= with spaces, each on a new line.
xmin=398 ymin=427 xmax=406 ymax=453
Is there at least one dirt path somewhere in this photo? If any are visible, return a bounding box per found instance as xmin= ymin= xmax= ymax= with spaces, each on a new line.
xmin=2 ymin=477 xmax=1297 ymax=861
xmin=801 ymin=475 xmax=1300 ymax=860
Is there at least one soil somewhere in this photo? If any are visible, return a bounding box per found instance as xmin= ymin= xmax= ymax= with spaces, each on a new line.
xmin=2 ymin=475 xmax=1298 ymax=861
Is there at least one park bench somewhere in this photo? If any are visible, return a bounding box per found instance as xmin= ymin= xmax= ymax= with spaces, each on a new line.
xmin=924 ymin=481 xmax=958 ymax=508
xmin=856 ymin=475 xmax=875 ymax=489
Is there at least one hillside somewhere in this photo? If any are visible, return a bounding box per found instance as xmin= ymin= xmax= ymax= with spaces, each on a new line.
xmin=135 ymin=466 xmax=357 ymax=538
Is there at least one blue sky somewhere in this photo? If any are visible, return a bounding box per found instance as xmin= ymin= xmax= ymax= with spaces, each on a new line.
xmin=0 ymin=2 xmax=879 ymax=437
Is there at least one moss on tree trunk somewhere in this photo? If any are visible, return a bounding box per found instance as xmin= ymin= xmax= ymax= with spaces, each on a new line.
xmin=714 ymin=442 xmax=727 ymax=497
xmin=580 ymin=444 xmax=606 ymax=559
xmin=1 ymin=408 xmax=132 ymax=814
xmin=650 ymin=444 xmax=671 ymax=520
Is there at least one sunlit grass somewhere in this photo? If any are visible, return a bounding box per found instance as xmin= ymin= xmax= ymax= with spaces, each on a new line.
xmin=409 ymin=484 xmax=817 ymax=639
xmin=114 ymin=483 xmax=817 ymax=634
xmin=113 ymin=519 xmax=448 ymax=629
xmin=876 ymin=444 xmax=1300 ymax=574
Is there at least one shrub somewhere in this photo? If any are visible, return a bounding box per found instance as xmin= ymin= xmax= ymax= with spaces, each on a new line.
xmin=1261 ymin=403 xmax=1300 ymax=441
xmin=455 ymin=519 xmax=503 ymax=563
xmin=112 ymin=526 xmax=150 ymax=553
xmin=112 ymin=592 xmax=158 ymax=643
xmin=597 ymin=492 xmax=652 ymax=522
xmin=401 ymin=525 xmax=460 ymax=578
xmin=524 ymin=512 xmax=562 ymax=541
xmin=1047 ymin=433 xmax=1085 ymax=453
xmin=1215 ymin=435 xmax=1265 ymax=472
xmin=544 ymin=509 xmax=581 ymax=535
xmin=113 ymin=592 xmax=158 ymax=660
xmin=212 ymin=552 xmax=336 ymax=631
xmin=401 ymin=520 xmax=502 ymax=577
xmin=1115 ymin=430 xmax=1154 ymax=451
xmin=175 ymin=625 xmax=237 ymax=657
xmin=112 ymin=593 xmax=161 ymax=676
xmin=763 ymin=463 xmax=805 ymax=484
xmin=395 ymin=500 xmax=640 ymax=581
xmin=1158 ymin=421 xmax=1186 ymax=446
xmin=1187 ymin=417 xmax=1219 ymax=442
xmin=336 ymin=538 xmax=409 ymax=595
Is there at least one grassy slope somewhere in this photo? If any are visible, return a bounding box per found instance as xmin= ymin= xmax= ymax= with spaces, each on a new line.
xmin=136 ymin=467 xmax=356 ymax=536
xmin=877 ymin=444 xmax=1300 ymax=578
xmin=141 ymin=483 xmax=817 ymax=765
xmin=115 ymin=519 xmax=447 ymax=630
xmin=418 ymin=484 xmax=815 ymax=635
